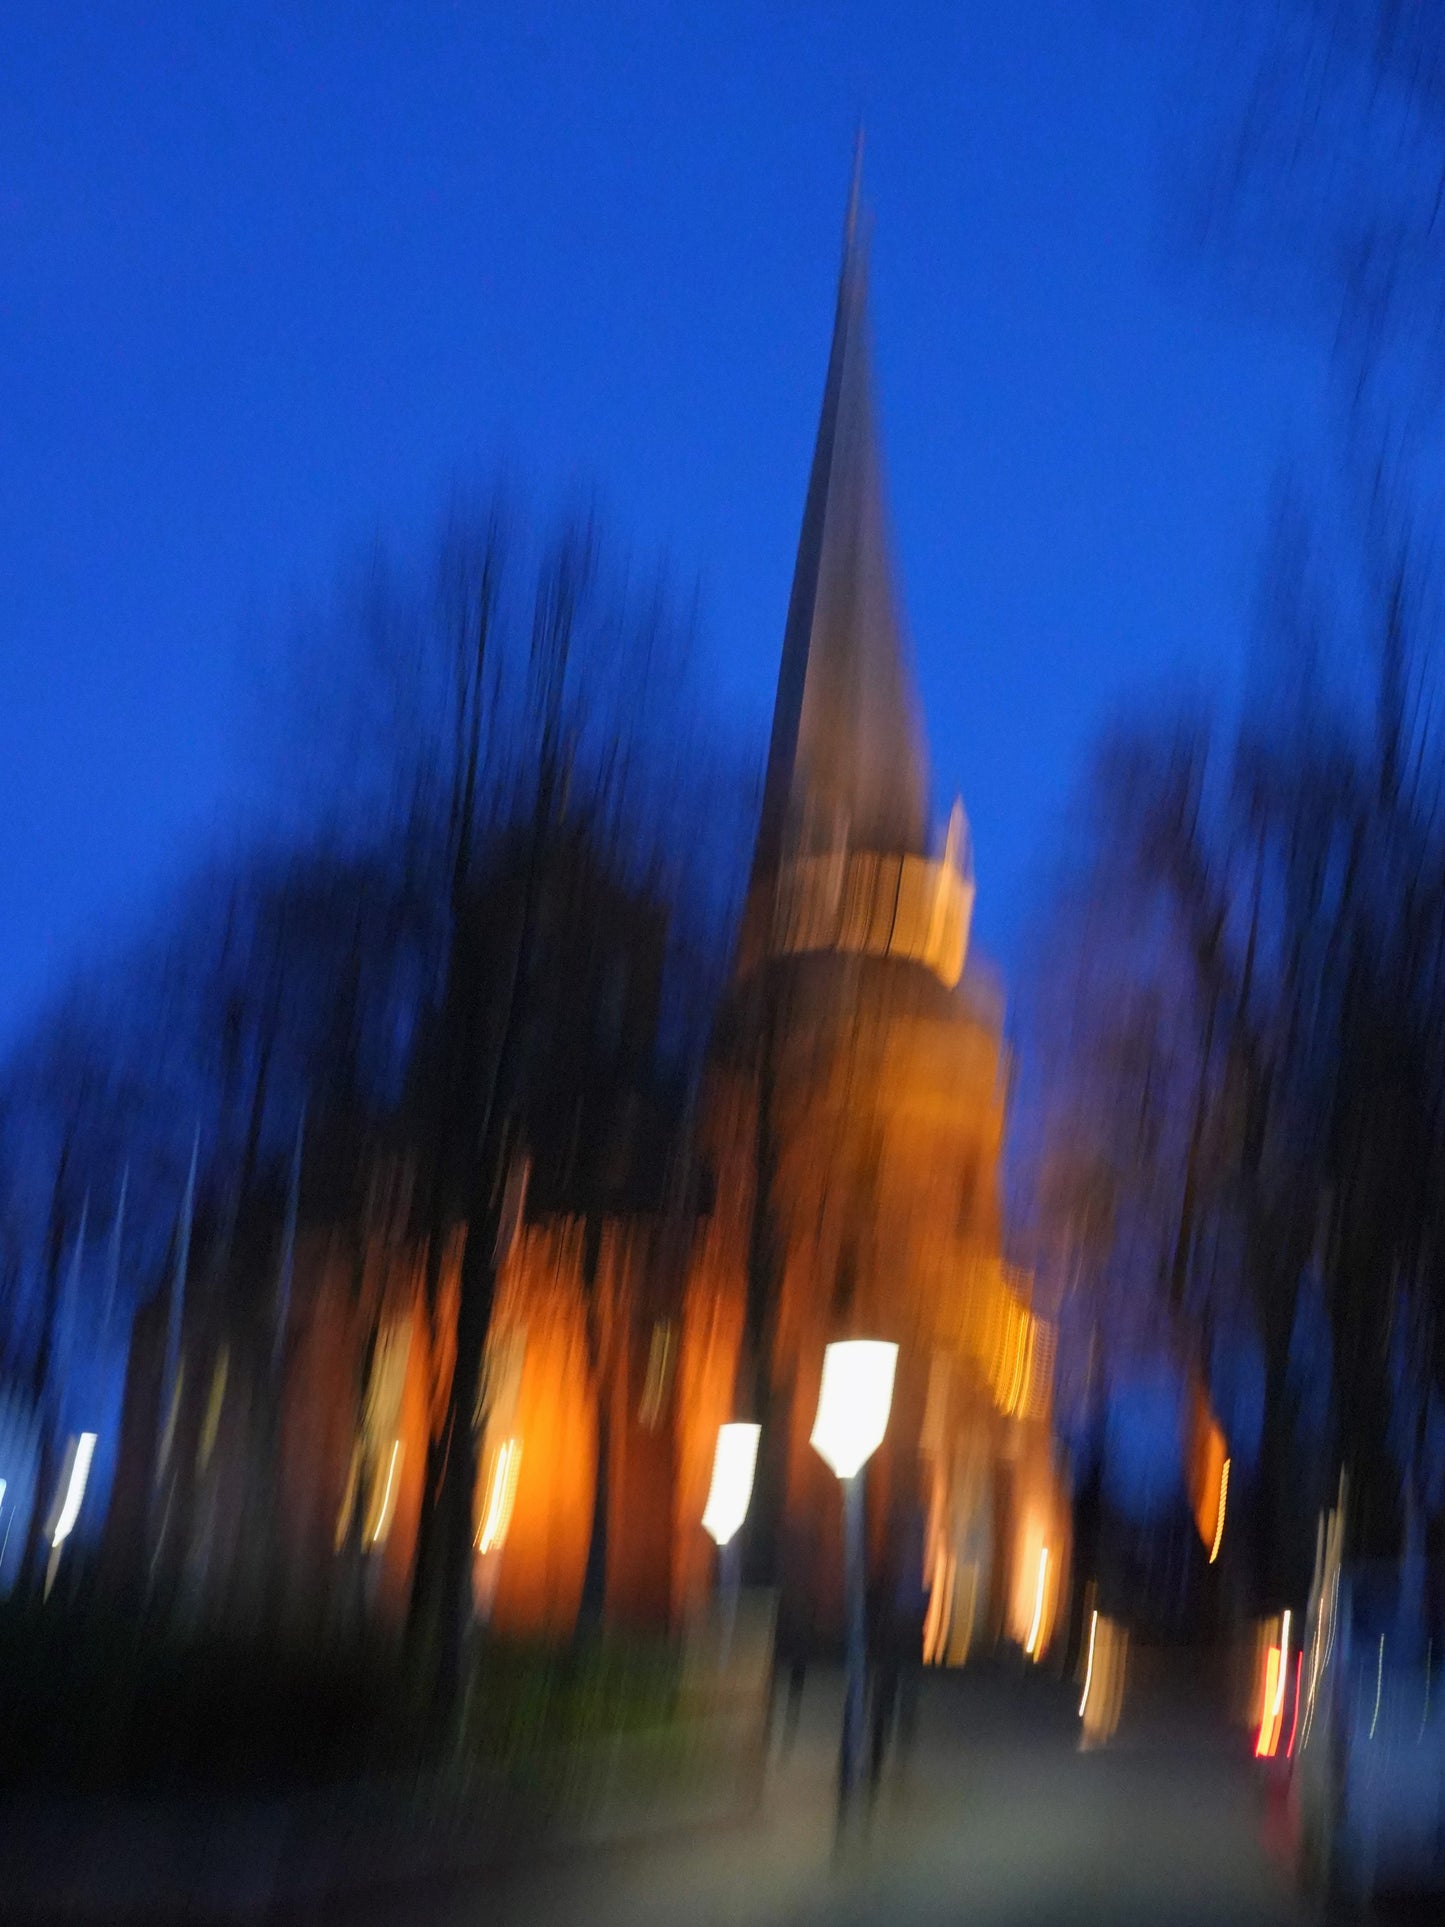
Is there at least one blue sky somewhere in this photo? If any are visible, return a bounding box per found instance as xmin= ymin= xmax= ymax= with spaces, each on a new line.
xmin=1 ymin=2 xmax=1322 ymax=1044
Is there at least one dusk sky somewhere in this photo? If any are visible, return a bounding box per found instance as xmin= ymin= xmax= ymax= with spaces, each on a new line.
xmin=2 ymin=3 xmax=1323 ymax=1046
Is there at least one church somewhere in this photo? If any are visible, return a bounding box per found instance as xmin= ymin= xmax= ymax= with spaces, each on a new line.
xmin=106 ymin=175 xmax=1064 ymax=1665
xmin=450 ymin=171 xmax=1065 ymax=1657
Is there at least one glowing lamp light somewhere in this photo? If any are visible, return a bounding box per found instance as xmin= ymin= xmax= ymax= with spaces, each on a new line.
xmin=50 ymin=1432 xmax=97 ymax=1548
xmin=811 ymin=1339 xmax=899 ymax=1809
xmin=810 ymin=1340 xmax=898 ymax=1480
xmin=702 ymin=1422 xmax=760 ymax=1548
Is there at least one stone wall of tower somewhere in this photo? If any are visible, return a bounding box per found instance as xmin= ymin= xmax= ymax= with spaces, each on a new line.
xmin=479 ymin=1209 xmax=736 ymax=1637
xmin=695 ymin=940 xmax=1061 ymax=1651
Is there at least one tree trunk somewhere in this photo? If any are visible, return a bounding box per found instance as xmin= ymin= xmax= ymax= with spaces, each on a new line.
xmin=429 ymin=1208 xmax=498 ymax=1719
xmin=406 ymin=1409 xmax=449 ymax=1657
xmin=420 ymin=536 xmax=578 ymax=1719
xmin=406 ymin=1226 xmax=454 ymax=1655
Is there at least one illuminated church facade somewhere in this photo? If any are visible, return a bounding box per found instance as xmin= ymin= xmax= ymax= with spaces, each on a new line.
xmin=107 ymin=179 xmax=1064 ymax=1663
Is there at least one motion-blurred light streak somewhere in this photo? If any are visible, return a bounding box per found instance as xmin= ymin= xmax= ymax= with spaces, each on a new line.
xmin=1256 ymin=1614 xmax=1291 ymax=1759
xmin=1370 ymin=1635 xmax=1385 ymax=1741
xmin=1209 ymin=1458 xmax=1230 ymax=1563
xmin=369 ymin=1439 xmax=402 ymax=1548
xmin=637 ymin=1320 xmax=676 ymax=1430
xmin=1025 ymin=1545 xmax=1050 ymax=1657
xmin=1256 ymin=1645 xmax=1283 ymax=1757
xmin=477 ymin=1437 xmax=522 ymax=1553
xmin=50 ymin=1432 xmax=97 ymax=1548
xmin=1080 ymin=1612 xmax=1127 ymax=1745
xmin=1079 ymin=1608 xmax=1099 ymax=1718
xmin=1286 ymin=1652 xmax=1303 ymax=1759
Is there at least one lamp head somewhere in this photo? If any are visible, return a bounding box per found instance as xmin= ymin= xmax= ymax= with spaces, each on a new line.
xmin=810 ymin=1340 xmax=898 ymax=1480
xmin=702 ymin=1421 xmax=761 ymax=1546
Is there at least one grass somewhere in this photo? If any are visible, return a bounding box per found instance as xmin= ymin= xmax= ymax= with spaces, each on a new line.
xmin=0 ymin=1604 xmax=686 ymax=1802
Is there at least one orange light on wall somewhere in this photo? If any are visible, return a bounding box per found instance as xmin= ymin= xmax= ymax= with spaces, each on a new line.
xmin=1208 ymin=1458 xmax=1230 ymax=1564
xmin=986 ymin=1290 xmax=1055 ymax=1423
xmin=1256 ymin=1645 xmax=1283 ymax=1757
xmin=1024 ymin=1546 xmax=1050 ymax=1658
xmin=1255 ymin=1613 xmax=1291 ymax=1761
xmin=922 ymin=1547 xmax=956 ymax=1666
xmin=1190 ymin=1403 xmax=1229 ymax=1557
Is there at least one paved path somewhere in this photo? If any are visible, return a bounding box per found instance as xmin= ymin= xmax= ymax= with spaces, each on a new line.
xmin=325 ymin=1659 xmax=1307 ymax=1927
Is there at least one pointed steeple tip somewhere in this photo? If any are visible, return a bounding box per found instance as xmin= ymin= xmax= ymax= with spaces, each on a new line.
xmin=745 ymin=125 xmax=930 ymax=893
xmin=845 ymin=123 xmax=865 ymax=252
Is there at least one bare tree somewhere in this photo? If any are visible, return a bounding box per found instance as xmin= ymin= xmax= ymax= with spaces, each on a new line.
xmin=1032 ymin=461 xmax=1445 ymax=1590
xmin=276 ymin=493 xmax=750 ymax=1706
xmin=1188 ymin=0 xmax=1445 ymax=431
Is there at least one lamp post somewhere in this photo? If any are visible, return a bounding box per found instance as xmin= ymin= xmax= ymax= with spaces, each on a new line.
xmin=703 ymin=1421 xmax=761 ymax=1664
xmin=810 ymin=1339 xmax=898 ymax=1810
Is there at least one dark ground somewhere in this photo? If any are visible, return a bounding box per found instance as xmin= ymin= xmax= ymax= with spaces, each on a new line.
xmin=313 ymin=1651 xmax=1314 ymax=1927
xmin=12 ymin=1646 xmax=1439 ymax=1925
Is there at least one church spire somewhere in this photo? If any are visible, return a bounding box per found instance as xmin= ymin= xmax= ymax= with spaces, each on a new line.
xmin=844 ymin=120 xmax=864 ymax=259
xmin=751 ymin=155 xmax=930 ymax=886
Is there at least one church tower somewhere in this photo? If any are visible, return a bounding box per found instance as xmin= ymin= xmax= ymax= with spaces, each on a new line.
xmin=736 ymin=157 xmax=972 ymax=989
xmin=679 ymin=161 xmax=1063 ymax=1659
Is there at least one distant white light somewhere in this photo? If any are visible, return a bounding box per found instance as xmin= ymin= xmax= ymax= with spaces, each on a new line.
xmin=810 ymin=1341 xmax=898 ymax=1481
xmin=50 ymin=1433 xmax=97 ymax=1547
xmin=702 ymin=1423 xmax=761 ymax=1547
xmin=1370 ymin=1634 xmax=1385 ymax=1741
xmin=0 ymin=1477 xmax=7 ymax=1513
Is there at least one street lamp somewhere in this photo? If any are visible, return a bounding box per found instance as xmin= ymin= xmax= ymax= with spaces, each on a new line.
xmin=810 ymin=1339 xmax=898 ymax=1808
xmin=703 ymin=1422 xmax=761 ymax=1549
xmin=703 ymin=1421 xmax=761 ymax=1663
